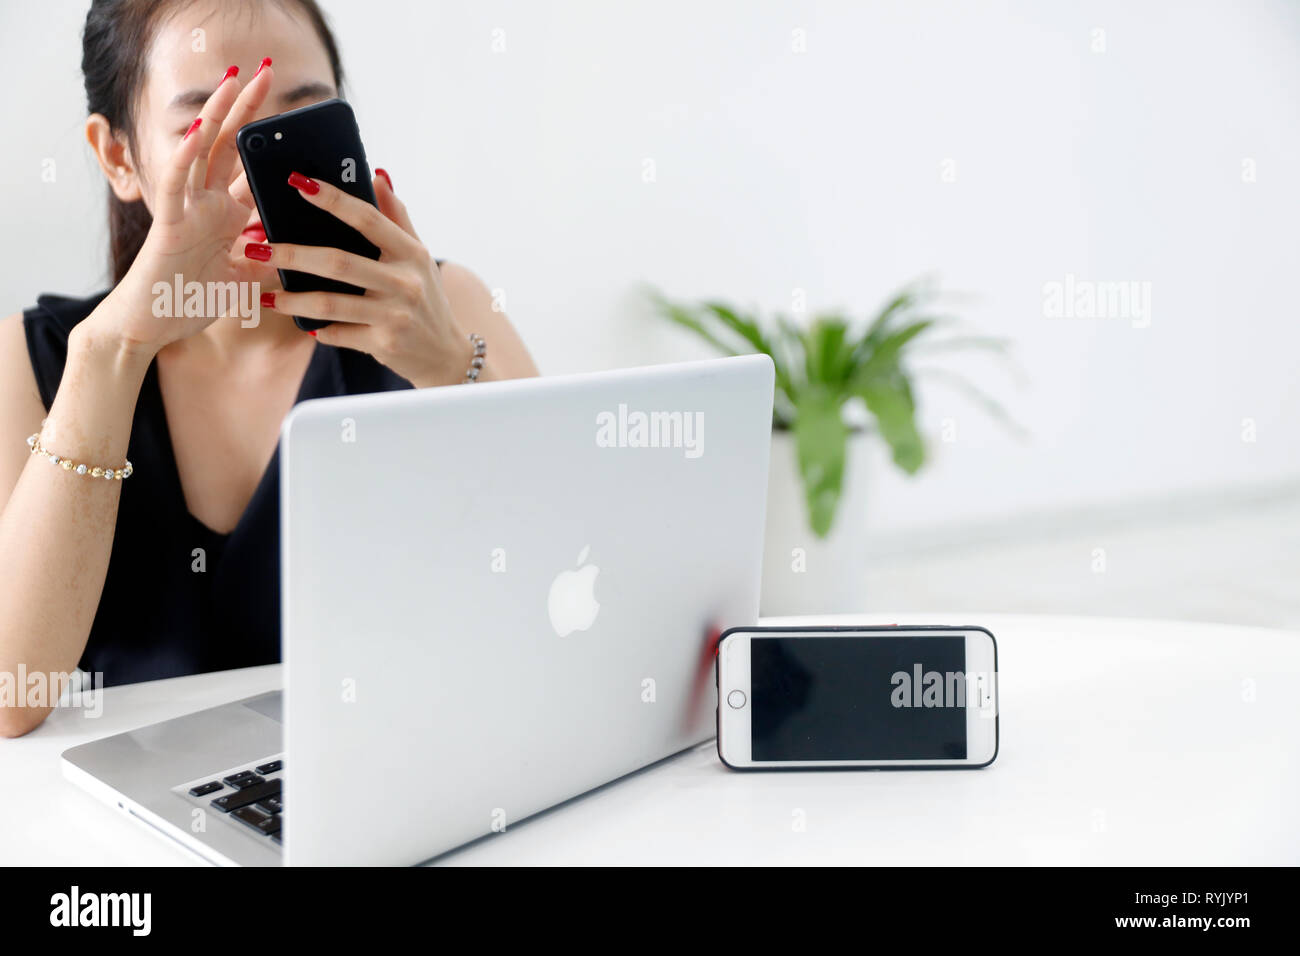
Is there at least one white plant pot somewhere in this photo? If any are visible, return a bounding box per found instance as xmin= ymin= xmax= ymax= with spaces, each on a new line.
xmin=760 ymin=429 xmax=870 ymax=616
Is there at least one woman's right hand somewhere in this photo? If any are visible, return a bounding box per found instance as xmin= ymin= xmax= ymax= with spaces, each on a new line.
xmin=82 ymin=60 xmax=276 ymax=358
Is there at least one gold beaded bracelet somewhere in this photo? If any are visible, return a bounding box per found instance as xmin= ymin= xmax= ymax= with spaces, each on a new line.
xmin=26 ymin=433 xmax=133 ymax=481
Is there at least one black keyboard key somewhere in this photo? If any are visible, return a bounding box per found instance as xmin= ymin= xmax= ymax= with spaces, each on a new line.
xmin=255 ymin=760 xmax=282 ymax=775
xmin=211 ymin=778 xmax=281 ymax=813
xmin=188 ymin=781 xmax=223 ymax=797
xmin=232 ymin=805 xmax=282 ymax=836
xmin=255 ymin=796 xmax=282 ymax=814
xmin=229 ymin=774 xmax=265 ymax=790
xmin=222 ymin=770 xmax=257 ymax=786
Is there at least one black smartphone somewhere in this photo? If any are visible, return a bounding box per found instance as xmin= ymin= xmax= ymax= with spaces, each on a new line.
xmin=236 ymin=98 xmax=379 ymax=331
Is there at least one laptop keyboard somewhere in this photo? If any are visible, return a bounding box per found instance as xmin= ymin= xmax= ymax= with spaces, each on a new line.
xmin=176 ymin=756 xmax=285 ymax=848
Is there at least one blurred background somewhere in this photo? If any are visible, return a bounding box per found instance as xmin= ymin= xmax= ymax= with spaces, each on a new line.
xmin=2 ymin=0 xmax=1297 ymax=627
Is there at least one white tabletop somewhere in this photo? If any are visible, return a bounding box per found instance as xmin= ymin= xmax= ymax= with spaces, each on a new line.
xmin=5 ymin=614 xmax=1297 ymax=865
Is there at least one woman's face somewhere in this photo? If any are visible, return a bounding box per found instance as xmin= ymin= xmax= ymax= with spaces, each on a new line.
xmin=129 ymin=0 xmax=337 ymax=236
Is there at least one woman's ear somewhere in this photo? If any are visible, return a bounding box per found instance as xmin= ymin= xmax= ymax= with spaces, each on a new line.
xmin=86 ymin=114 xmax=142 ymax=202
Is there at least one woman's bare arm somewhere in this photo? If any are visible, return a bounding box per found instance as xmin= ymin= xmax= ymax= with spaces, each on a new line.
xmin=439 ymin=262 xmax=539 ymax=381
xmin=0 ymin=55 xmax=288 ymax=736
xmin=0 ymin=306 xmax=152 ymax=737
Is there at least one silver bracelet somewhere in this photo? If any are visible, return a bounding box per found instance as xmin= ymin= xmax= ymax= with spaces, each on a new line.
xmin=465 ymin=333 xmax=486 ymax=383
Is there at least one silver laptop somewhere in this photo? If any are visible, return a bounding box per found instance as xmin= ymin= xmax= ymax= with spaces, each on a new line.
xmin=61 ymin=355 xmax=774 ymax=865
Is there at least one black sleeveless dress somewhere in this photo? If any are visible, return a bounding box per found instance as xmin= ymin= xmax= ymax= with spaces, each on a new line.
xmin=22 ymin=291 xmax=414 ymax=686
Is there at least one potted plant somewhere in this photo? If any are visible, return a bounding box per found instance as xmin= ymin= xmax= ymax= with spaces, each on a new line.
xmin=651 ymin=280 xmax=1018 ymax=615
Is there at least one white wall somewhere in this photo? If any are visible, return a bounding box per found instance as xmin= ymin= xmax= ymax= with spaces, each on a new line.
xmin=2 ymin=0 xmax=1298 ymax=535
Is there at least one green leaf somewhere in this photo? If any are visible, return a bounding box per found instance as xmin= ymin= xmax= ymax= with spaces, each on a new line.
xmin=701 ymin=301 xmax=771 ymax=356
xmin=912 ymin=334 xmax=1012 ymax=356
xmin=652 ymin=292 xmax=805 ymax=420
xmin=859 ymin=289 xmax=915 ymax=344
xmin=851 ymin=278 xmax=943 ymax=364
xmin=856 ymin=318 xmax=936 ymax=384
xmin=792 ymin=389 xmax=849 ymax=538
xmin=805 ymin=317 xmax=854 ymax=385
xmin=770 ymin=313 xmax=806 ymax=413
xmin=653 ymin=299 xmax=741 ymax=357
xmin=915 ymin=367 xmax=1029 ymax=439
xmin=773 ymin=313 xmax=807 ymax=375
xmin=859 ymin=378 xmax=925 ymax=474
xmin=912 ymin=335 xmax=1027 ymax=385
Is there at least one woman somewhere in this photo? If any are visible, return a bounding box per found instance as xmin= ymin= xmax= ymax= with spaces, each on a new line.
xmin=0 ymin=0 xmax=537 ymax=735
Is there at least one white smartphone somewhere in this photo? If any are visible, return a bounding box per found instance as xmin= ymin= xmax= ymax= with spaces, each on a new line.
xmin=716 ymin=625 xmax=999 ymax=769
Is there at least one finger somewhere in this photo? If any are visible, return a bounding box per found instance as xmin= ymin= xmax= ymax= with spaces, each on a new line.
xmin=373 ymin=169 xmax=420 ymax=240
xmin=187 ymin=66 xmax=245 ymax=192
xmin=243 ymin=241 xmax=395 ymax=292
xmin=311 ymin=319 xmax=376 ymax=354
xmin=155 ymin=116 xmax=211 ymax=225
xmin=229 ymin=169 xmax=255 ymax=209
xmin=287 ymin=171 xmax=421 ymax=258
xmin=261 ymin=289 xmax=375 ymax=325
xmin=208 ymin=58 xmax=275 ymax=187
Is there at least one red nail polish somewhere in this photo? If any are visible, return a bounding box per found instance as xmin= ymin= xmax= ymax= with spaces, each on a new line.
xmin=375 ymin=168 xmax=392 ymax=191
xmin=288 ymin=171 xmax=320 ymax=195
xmin=220 ymin=65 xmax=238 ymax=83
xmin=307 ymin=329 xmax=317 ymax=337
xmin=183 ymin=118 xmax=202 ymax=140
xmin=244 ymin=242 xmax=272 ymax=261
xmin=254 ymin=57 xmax=272 ymax=78
xmin=260 ymin=292 xmax=275 ymax=308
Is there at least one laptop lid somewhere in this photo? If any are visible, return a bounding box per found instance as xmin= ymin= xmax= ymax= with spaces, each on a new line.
xmin=280 ymin=355 xmax=774 ymax=864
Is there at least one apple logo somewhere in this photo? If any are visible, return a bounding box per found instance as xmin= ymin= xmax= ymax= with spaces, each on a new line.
xmin=548 ymin=545 xmax=600 ymax=637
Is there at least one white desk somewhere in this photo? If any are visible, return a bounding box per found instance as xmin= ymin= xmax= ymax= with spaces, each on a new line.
xmin=5 ymin=614 xmax=1297 ymax=865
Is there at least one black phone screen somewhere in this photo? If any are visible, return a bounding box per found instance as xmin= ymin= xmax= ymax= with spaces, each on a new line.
xmin=750 ymin=636 xmax=968 ymax=761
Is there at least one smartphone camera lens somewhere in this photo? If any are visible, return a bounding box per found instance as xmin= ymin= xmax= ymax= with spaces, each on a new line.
xmin=247 ymin=133 xmax=266 ymax=151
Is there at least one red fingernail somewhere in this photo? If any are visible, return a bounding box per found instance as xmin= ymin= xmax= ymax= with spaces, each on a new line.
xmin=307 ymin=329 xmax=317 ymax=337
xmin=254 ymin=57 xmax=272 ymax=77
xmin=244 ymin=242 xmax=272 ymax=261
xmin=220 ymin=65 xmax=238 ymax=83
xmin=288 ymin=171 xmax=320 ymax=195
xmin=260 ymin=292 xmax=275 ymax=308
xmin=375 ymin=168 xmax=392 ymax=191
xmin=183 ymin=118 xmax=202 ymax=140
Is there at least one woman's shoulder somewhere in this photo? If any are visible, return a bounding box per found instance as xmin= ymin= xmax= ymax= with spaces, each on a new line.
xmin=21 ymin=290 xmax=112 ymax=339
xmin=435 ymin=262 xmax=539 ymax=380
xmin=10 ymin=291 xmax=111 ymax=410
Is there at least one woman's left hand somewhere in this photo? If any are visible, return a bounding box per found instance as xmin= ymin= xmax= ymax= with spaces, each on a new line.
xmin=247 ymin=170 xmax=475 ymax=388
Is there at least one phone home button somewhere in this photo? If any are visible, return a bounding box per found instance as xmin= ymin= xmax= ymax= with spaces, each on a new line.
xmin=726 ymin=690 xmax=747 ymax=709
